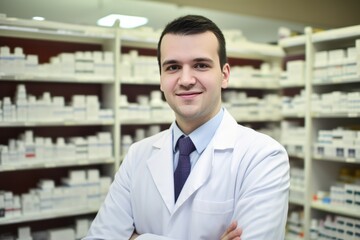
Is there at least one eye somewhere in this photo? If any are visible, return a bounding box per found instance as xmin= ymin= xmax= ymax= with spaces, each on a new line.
xmin=194 ymin=63 xmax=209 ymax=70
xmin=165 ymin=65 xmax=181 ymax=72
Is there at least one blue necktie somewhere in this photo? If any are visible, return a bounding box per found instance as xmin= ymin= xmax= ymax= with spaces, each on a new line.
xmin=174 ymin=136 xmax=196 ymax=202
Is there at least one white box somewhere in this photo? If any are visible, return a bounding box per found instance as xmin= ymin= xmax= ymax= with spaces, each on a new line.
xmin=72 ymin=95 xmax=86 ymax=120
xmin=69 ymin=170 xmax=87 ymax=183
xmin=75 ymin=219 xmax=90 ymax=239
xmin=0 ymin=191 xmax=5 ymax=217
xmin=25 ymin=54 xmax=39 ymax=75
xmin=286 ymin=60 xmax=305 ymax=82
xmin=17 ymin=226 xmax=32 ymax=240
xmin=344 ymin=184 xmax=355 ymax=206
xmin=48 ymin=228 xmax=75 ymax=240
xmin=87 ymin=169 xmax=100 ymax=182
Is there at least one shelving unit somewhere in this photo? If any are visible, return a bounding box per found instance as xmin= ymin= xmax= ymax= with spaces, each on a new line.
xmin=280 ymin=24 xmax=360 ymax=239
xmin=279 ymin=30 xmax=308 ymax=240
xmin=0 ymin=206 xmax=99 ymax=226
xmin=0 ymin=158 xmax=115 ymax=173
xmin=0 ymin=18 xmax=120 ymax=235
xmin=224 ymin=45 xmax=284 ymax=141
xmin=308 ymin=25 xmax=360 ymax=240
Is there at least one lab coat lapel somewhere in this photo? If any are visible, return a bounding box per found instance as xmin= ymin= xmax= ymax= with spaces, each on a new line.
xmin=147 ymin=110 xmax=239 ymax=214
xmin=174 ymin=145 xmax=213 ymax=209
xmin=174 ymin=109 xmax=239 ymax=210
xmin=146 ymin=131 xmax=175 ymax=214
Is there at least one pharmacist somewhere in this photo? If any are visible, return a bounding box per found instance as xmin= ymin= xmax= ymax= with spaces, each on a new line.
xmin=85 ymin=15 xmax=289 ymax=240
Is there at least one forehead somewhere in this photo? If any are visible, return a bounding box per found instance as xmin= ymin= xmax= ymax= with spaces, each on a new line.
xmin=160 ymin=31 xmax=219 ymax=61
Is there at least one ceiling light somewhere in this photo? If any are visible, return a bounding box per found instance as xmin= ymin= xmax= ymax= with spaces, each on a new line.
xmin=32 ymin=16 xmax=45 ymax=21
xmin=97 ymin=14 xmax=148 ymax=28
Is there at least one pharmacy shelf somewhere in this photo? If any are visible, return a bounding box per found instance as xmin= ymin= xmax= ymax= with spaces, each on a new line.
xmin=0 ymin=120 xmax=115 ymax=127
xmin=0 ymin=17 xmax=120 ymax=233
xmin=312 ymin=75 xmax=360 ymax=86
xmin=282 ymin=113 xmax=305 ymax=118
xmin=235 ymin=116 xmax=282 ymax=122
xmin=0 ymin=18 xmax=114 ymax=43
xmin=279 ymin=82 xmax=305 ymax=88
xmin=228 ymin=82 xmax=279 ymax=90
xmin=311 ymin=201 xmax=360 ymax=219
xmin=227 ymin=41 xmax=285 ymax=61
xmin=121 ymin=35 xmax=158 ymax=50
xmin=285 ymin=236 xmax=304 ymax=240
xmin=279 ymin=25 xmax=360 ymax=51
xmin=0 ymin=75 xmax=115 ymax=84
xmin=288 ymin=153 xmax=305 ymax=159
xmin=279 ymin=35 xmax=306 ymax=49
xmin=278 ymin=27 xmax=308 ymax=240
xmin=120 ymin=79 xmax=159 ymax=85
xmin=279 ymin=32 xmax=307 ymax=240
xmin=121 ymin=118 xmax=174 ymax=125
xmin=311 ymin=113 xmax=360 ymax=118
xmin=305 ymin=25 xmax=360 ymax=237
xmin=313 ymin=155 xmax=360 ymax=164
xmin=278 ymin=35 xmax=306 ymax=56
xmin=0 ymin=157 xmax=115 ymax=172
xmin=311 ymin=25 xmax=360 ymax=43
xmin=0 ymin=205 xmax=100 ymax=225
xmin=289 ymin=198 xmax=305 ymax=206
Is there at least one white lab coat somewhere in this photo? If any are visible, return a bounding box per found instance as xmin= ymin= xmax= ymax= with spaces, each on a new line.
xmin=85 ymin=109 xmax=290 ymax=240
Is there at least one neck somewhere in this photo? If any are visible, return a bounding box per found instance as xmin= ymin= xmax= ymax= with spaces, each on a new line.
xmin=176 ymin=106 xmax=221 ymax=135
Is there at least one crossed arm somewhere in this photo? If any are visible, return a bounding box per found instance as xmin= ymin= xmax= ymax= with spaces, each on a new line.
xmin=130 ymin=221 xmax=242 ymax=240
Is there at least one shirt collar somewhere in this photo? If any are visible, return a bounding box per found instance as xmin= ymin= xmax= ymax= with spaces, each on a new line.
xmin=172 ymin=107 xmax=224 ymax=154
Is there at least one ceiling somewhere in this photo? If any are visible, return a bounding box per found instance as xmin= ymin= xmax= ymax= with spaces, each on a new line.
xmin=149 ymin=0 xmax=360 ymax=29
xmin=1 ymin=0 xmax=359 ymax=43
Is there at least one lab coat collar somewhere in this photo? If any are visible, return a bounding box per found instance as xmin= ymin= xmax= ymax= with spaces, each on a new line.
xmin=210 ymin=108 xmax=239 ymax=149
xmin=146 ymin=131 xmax=175 ymax=213
xmin=147 ymin=108 xmax=239 ymax=214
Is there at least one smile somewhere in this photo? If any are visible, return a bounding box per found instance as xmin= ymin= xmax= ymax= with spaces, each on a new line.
xmin=176 ymin=91 xmax=201 ymax=98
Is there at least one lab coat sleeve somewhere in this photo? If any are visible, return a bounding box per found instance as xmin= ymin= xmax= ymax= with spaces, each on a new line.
xmin=234 ymin=139 xmax=290 ymax=240
xmin=136 ymin=234 xmax=177 ymax=240
xmin=83 ymin=147 xmax=136 ymax=239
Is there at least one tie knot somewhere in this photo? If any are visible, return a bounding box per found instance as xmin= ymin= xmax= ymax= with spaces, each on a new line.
xmin=178 ymin=136 xmax=196 ymax=156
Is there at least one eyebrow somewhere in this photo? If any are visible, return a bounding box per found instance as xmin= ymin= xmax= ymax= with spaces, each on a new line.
xmin=162 ymin=59 xmax=178 ymax=68
xmin=161 ymin=57 xmax=214 ymax=68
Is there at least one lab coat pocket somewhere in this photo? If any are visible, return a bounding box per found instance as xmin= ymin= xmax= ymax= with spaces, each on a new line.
xmin=193 ymin=198 xmax=234 ymax=214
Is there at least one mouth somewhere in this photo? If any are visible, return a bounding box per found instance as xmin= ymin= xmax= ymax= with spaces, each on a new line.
xmin=176 ymin=91 xmax=201 ymax=99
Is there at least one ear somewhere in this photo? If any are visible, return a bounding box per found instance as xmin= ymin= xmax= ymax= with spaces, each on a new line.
xmin=160 ymin=80 xmax=164 ymax=92
xmin=221 ymin=63 xmax=230 ymax=89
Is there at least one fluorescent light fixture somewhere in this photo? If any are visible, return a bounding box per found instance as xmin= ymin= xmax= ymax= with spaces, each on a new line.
xmin=32 ymin=16 xmax=45 ymax=21
xmin=97 ymin=14 xmax=148 ymax=28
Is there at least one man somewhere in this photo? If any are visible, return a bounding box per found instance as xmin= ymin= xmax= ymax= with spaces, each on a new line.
xmin=85 ymin=15 xmax=289 ymax=240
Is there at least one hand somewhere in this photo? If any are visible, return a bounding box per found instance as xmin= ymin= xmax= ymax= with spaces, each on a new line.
xmin=220 ymin=221 xmax=242 ymax=240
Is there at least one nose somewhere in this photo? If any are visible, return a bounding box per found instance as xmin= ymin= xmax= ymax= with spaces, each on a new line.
xmin=178 ymin=66 xmax=196 ymax=87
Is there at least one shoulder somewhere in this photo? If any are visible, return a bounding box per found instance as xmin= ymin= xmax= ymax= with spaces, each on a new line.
xmin=218 ymin=109 xmax=285 ymax=152
xmin=242 ymin=125 xmax=285 ymax=152
xmin=121 ymin=129 xmax=171 ymax=168
xmin=129 ymin=129 xmax=171 ymax=152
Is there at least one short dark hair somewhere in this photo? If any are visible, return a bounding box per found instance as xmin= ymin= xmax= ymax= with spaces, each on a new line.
xmin=157 ymin=15 xmax=227 ymax=72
